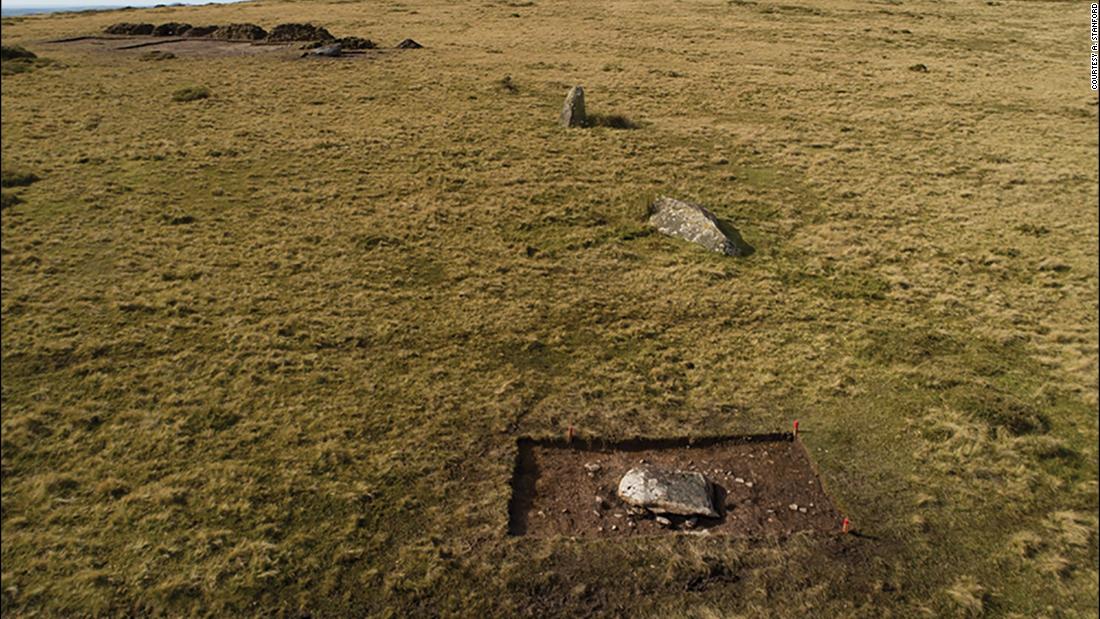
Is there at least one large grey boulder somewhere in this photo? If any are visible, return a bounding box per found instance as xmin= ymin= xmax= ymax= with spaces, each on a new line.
xmin=560 ymin=86 xmax=586 ymax=127
xmin=617 ymin=467 xmax=719 ymax=518
xmin=648 ymin=196 xmax=752 ymax=256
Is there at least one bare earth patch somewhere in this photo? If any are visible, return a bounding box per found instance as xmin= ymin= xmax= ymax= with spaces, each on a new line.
xmin=509 ymin=434 xmax=842 ymax=538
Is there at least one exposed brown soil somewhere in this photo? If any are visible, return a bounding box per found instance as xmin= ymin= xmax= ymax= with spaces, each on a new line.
xmin=41 ymin=36 xmax=300 ymax=58
xmin=509 ymin=434 xmax=843 ymax=538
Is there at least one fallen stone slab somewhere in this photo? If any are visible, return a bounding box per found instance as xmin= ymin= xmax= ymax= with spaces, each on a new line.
xmin=617 ymin=466 xmax=718 ymax=518
xmin=559 ymin=85 xmax=586 ymax=127
xmin=648 ymin=196 xmax=752 ymax=256
xmin=303 ymin=44 xmax=343 ymax=58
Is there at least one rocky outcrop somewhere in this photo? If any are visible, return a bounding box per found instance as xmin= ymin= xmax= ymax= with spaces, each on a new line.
xmin=648 ymin=196 xmax=752 ymax=256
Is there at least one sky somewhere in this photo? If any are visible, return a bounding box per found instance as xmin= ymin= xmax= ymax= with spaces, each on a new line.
xmin=1 ymin=0 xmax=244 ymax=9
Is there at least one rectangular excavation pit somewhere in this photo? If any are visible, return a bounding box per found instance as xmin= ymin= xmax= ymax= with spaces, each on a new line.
xmin=508 ymin=434 xmax=843 ymax=538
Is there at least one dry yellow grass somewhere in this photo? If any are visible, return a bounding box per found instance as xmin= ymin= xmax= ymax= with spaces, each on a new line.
xmin=1 ymin=0 xmax=1097 ymax=616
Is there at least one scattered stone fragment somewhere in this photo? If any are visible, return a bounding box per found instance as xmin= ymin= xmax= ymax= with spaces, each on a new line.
xmin=152 ymin=22 xmax=192 ymax=36
xmin=735 ymin=477 xmax=745 ymax=484
xmin=684 ymin=518 xmax=698 ymax=529
xmin=583 ymin=462 xmax=601 ymax=474
xmin=610 ymin=524 xmax=618 ymax=531
xmin=592 ymin=510 xmax=601 ymax=519
xmin=104 ymin=23 xmax=155 ymax=35
xmin=396 ymin=38 xmax=423 ymax=49
xmin=595 ymin=496 xmax=608 ymax=509
xmin=648 ymin=196 xmax=752 ymax=256
xmin=559 ymin=85 xmax=586 ymax=128
xmin=655 ymin=516 xmax=672 ymax=527
xmin=799 ymin=507 xmax=808 ymax=514
xmin=909 ymin=63 xmax=929 ymax=72
xmin=745 ymin=482 xmax=754 ymax=488
xmin=268 ymin=23 xmax=334 ymax=42
xmin=617 ymin=466 xmax=718 ymax=518
xmin=789 ymin=504 xmax=799 ymax=511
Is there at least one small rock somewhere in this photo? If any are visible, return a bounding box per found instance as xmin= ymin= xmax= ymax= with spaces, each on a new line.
xmin=655 ymin=516 xmax=672 ymax=527
xmin=559 ymin=85 xmax=586 ymax=128
xmin=595 ymin=496 xmax=608 ymax=509
xmin=909 ymin=63 xmax=929 ymax=72
xmin=611 ymin=525 xmax=619 ymax=531
xmin=684 ymin=518 xmax=698 ymax=529
xmin=789 ymin=504 xmax=799 ymax=511
xmin=735 ymin=477 xmax=745 ymax=484
xmin=745 ymin=482 xmax=754 ymax=488
xmin=592 ymin=510 xmax=601 ymax=519
xmin=583 ymin=462 xmax=602 ymax=473
xmin=799 ymin=507 xmax=808 ymax=514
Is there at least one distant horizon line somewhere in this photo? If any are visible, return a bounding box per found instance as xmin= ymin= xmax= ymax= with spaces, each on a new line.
xmin=1 ymin=0 xmax=246 ymax=17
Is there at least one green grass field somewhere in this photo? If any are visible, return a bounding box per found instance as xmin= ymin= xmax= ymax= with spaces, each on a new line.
xmin=2 ymin=0 xmax=1097 ymax=616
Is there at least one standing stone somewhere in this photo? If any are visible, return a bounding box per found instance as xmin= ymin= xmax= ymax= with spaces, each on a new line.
xmin=648 ymin=196 xmax=752 ymax=256
xmin=560 ymin=86 xmax=586 ymax=127
xmin=617 ymin=466 xmax=719 ymax=518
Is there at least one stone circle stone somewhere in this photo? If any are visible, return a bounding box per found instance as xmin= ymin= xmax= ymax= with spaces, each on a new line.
xmin=648 ymin=196 xmax=752 ymax=256
xmin=616 ymin=466 xmax=718 ymax=518
xmin=560 ymin=86 xmax=586 ymax=128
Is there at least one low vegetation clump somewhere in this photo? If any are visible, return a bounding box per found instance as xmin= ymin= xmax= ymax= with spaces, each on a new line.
xmin=171 ymin=86 xmax=210 ymax=102
xmin=0 ymin=45 xmax=57 ymax=75
xmin=0 ymin=44 xmax=35 ymax=60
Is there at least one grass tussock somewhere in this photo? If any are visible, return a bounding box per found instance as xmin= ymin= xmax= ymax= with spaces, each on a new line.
xmin=1 ymin=191 xmax=23 ymax=209
xmin=171 ymin=86 xmax=210 ymax=102
xmin=945 ymin=576 xmax=988 ymax=617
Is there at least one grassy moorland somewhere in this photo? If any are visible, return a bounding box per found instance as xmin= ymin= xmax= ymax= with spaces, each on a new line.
xmin=1 ymin=0 xmax=1097 ymax=616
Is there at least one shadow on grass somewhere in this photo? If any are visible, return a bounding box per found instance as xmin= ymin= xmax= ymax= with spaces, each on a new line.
xmin=587 ymin=113 xmax=639 ymax=129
